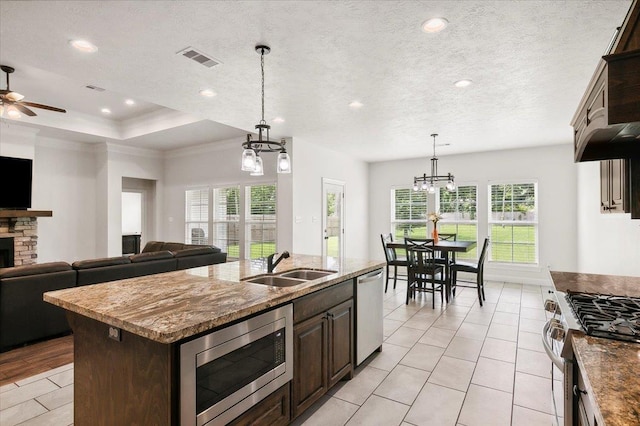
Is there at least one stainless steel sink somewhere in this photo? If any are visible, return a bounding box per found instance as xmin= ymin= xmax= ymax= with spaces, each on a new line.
xmin=278 ymin=269 xmax=337 ymax=280
xmin=246 ymin=275 xmax=307 ymax=287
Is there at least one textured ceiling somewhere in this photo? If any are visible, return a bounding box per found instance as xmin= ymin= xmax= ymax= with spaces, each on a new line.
xmin=0 ymin=1 xmax=633 ymax=161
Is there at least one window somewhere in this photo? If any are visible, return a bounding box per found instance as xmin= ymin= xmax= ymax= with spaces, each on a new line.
xmin=245 ymin=184 xmax=277 ymax=259
xmin=437 ymin=185 xmax=478 ymax=260
xmin=489 ymin=182 xmax=538 ymax=264
xmin=185 ymin=188 xmax=209 ymax=245
xmin=391 ymin=188 xmax=428 ymax=239
xmin=212 ymin=186 xmax=240 ymax=260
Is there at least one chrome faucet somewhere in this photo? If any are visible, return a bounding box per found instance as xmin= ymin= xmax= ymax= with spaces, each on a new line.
xmin=267 ymin=251 xmax=290 ymax=273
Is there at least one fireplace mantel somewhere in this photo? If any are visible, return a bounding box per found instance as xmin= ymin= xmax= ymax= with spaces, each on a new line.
xmin=0 ymin=210 xmax=53 ymax=218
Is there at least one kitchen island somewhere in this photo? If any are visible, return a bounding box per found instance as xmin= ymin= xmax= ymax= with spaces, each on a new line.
xmin=44 ymin=254 xmax=385 ymax=425
xmin=550 ymin=271 xmax=640 ymax=426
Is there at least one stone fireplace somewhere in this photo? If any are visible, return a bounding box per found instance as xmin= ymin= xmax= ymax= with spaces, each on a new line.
xmin=0 ymin=210 xmax=52 ymax=267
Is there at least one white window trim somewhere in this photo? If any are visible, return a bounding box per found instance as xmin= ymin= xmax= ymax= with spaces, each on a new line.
xmin=487 ymin=180 xmax=539 ymax=265
xmin=245 ymin=182 xmax=278 ymax=260
xmin=389 ymin=186 xmax=428 ymax=236
xmin=211 ymin=185 xmax=240 ymax=260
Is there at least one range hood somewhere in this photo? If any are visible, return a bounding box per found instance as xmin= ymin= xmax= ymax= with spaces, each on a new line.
xmin=572 ymin=0 xmax=640 ymax=163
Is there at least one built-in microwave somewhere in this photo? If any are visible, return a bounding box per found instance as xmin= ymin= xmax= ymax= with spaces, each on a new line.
xmin=180 ymin=304 xmax=293 ymax=426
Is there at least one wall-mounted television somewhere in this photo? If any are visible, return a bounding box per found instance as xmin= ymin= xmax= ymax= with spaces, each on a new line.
xmin=0 ymin=156 xmax=33 ymax=209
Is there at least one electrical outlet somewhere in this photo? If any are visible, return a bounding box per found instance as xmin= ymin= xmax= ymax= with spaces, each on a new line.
xmin=108 ymin=326 xmax=121 ymax=341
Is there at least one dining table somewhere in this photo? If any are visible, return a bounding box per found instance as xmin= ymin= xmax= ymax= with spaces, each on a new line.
xmin=386 ymin=239 xmax=477 ymax=302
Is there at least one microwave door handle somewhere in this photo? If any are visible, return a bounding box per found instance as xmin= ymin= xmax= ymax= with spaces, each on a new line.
xmin=542 ymin=321 xmax=565 ymax=371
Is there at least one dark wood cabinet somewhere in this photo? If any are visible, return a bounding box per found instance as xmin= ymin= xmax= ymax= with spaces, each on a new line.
xmin=291 ymin=280 xmax=354 ymax=420
xmin=228 ymin=383 xmax=290 ymax=426
xmin=327 ymin=300 xmax=354 ymax=388
xmin=292 ymin=312 xmax=328 ymax=416
xmin=600 ymin=159 xmax=629 ymax=213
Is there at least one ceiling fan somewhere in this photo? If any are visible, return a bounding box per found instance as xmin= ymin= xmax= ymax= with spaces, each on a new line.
xmin=0 ymin=65 xmax=66 ymax=117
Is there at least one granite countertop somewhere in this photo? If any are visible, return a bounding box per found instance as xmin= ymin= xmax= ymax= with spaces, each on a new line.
xmin=551 ymin=271 xmax=640 ymax=426
xmin=550 ymin=271 xmax=640 ymax=297
xmin=571 ymin=335 xmax=640 ymax=426
xmin=44 ymin=254 xmax=385 ymax=344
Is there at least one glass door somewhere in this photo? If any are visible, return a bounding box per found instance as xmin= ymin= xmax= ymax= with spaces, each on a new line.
xmin=322 ymin=178 xmax=345 ymax=258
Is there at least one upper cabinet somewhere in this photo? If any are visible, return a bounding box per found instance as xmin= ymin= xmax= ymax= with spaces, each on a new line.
xmin=571 ymin=0 xmax=640 ymax=163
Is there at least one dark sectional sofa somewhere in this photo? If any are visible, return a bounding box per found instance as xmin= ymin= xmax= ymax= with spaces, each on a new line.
xmin=0 ymin=241 xmax=227 ymax=352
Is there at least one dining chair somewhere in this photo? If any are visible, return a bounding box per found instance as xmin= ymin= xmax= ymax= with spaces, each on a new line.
xmin=380 ymin=233 xmax=408 ymax=293
xmin=449 ymin=237 xmax=490 ymax=306
xmin=404 ymin=238 xmax=445 ymax=308
xmin=434 ymin=232 xmax=457 ymax=266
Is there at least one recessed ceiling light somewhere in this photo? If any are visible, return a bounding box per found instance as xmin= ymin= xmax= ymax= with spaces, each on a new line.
xmin=454 ymin=79 xmax=473 ymax=88
xmin=273 ymin=117 xmax=285 ymax=123
xmin=101 ymin=108 xmax=111 ymax=114
xmin=349 ymin=101 xmax=363 ymax=109
xmin=69 ymin=39 xmax=98 ymax=53
xmin=199 ymin=89 xmax=216 ymax=97
xmin=421 ymin=17 xmax=449 ymax=33
xmin=124 ymin=99 xmax=135 ymax=106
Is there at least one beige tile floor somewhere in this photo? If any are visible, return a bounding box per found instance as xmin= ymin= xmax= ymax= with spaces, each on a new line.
xmin=0 ymin=281 xmax=561 ymax=426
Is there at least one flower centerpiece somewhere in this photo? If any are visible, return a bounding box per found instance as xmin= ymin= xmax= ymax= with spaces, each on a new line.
xmin=428 ymin=212 xmax=441 ymax=243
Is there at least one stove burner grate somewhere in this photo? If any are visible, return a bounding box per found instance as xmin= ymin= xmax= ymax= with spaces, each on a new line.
xmin=566 ymin=291 xmax=640 ymax=344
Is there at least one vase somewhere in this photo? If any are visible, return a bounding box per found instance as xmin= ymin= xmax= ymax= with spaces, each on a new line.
xmin=432 ymin=224 xmax=439 ymax=243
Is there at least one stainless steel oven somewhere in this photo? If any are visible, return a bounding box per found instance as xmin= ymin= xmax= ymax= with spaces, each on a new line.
xmin=180 ymin=304 xmax=293 ymax=426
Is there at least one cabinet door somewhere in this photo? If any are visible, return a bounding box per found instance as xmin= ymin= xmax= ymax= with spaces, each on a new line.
xmin=609 ymin=159 xmax=628 ymax=212
xmin=327 ymin=299 xmax=354 ymax=388
xmin=292 ymin=314 xmax=327 ymax=419
xmin=600 ymin=160 xmax=611 ymax=212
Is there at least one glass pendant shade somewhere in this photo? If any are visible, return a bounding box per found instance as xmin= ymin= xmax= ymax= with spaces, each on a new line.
xmin=428 ymin=183 xmax=436 ymax=194
xmin=277 ymin=151 xmax=291 ymax=174
xmin=421 ymin=181 xmax=428 ymax=190
xmin=446 ymin=180 xmax=456 ymax=191
xmin=413 ymin=182 xmax=419 ymax=192
xmin=242 ymin=148 xmax=257 ymax=171
xmin=250 ymin=156 xmax=264 ymax=176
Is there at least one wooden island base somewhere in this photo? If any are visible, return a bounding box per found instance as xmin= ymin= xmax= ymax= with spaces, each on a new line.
xmin=69 ymin=312 xmax=177 ymax=425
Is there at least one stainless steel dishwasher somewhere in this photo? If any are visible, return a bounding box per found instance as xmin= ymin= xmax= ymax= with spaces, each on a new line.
xmin=356 ymin=268 xmax=384 ymax=365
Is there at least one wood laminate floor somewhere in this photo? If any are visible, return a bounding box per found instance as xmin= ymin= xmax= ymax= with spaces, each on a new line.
xmin=0 ymin=335 xmax=73 ymax=387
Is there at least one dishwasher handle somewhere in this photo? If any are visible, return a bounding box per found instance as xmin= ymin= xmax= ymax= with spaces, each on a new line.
xmin=358 ymin=269 xmax=383 ymax=283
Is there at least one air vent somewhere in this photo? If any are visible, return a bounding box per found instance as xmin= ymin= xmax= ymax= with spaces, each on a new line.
xmin=177 ymin=47 xmax=221 ymax=68
xmin=85 ymin=84 xmax=105 ymax=92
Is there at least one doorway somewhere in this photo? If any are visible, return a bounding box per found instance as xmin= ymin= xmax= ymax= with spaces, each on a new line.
xmin=122 ymin=177 xmax=156 ymax=251
xmin=322 ymin=178 xmax=345 ymax=258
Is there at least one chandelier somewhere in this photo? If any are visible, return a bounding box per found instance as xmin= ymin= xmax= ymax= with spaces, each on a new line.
xmin=413 ymin=133 xmax=455 ymax=193
xmin=241 ymin=45 xmax=291 ymax=176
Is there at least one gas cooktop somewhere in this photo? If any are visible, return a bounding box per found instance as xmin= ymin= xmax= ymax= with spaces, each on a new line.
xmin=566 ymin=291 xmax=640 ymax=344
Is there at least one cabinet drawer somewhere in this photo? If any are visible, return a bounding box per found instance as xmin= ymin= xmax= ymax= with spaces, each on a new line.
xmin=228 ymin=383 xmax=290 ymax=426
xmin=293 ymin=280 xmax=353 ymax=324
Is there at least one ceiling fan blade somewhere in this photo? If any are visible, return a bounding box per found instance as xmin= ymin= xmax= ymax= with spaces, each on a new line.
xmin=20 ymin=101 xmax=66 ymax=113
xmin=13 ymin=103 xmax=37 ymax=116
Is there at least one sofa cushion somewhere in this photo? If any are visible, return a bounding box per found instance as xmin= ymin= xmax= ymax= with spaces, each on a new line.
xmin=160 ymin=242 xmax=188 ymax=253
xmin=72 ymin=256 xmax=131 ymax=270
xmin=0 ymin=261 xmax=72 ymax=279
xmin=141 ymin=241 xmax=164 ymax=253
xmin=129 ymin=251 xmax=174 ymax=263
xmin=173 ymin=246 xmax=215 ymax=258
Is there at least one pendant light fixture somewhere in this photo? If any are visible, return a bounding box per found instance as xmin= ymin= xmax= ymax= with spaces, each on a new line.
xmin=241 ymin=45 xmax=291 ymax=174
xmin=413 ymin=133 xmax=455 ymax=193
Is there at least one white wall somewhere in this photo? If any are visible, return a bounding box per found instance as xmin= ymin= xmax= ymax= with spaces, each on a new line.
xmin=292 ymin=139 xmax=369 ymax=258
xmin=369 ymin=144 xmax=578 ymax=285
xmin=33 ymin=138 xmax=98 ymax=263
xmin=576 ymin=161 xmax=640 ymax=276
